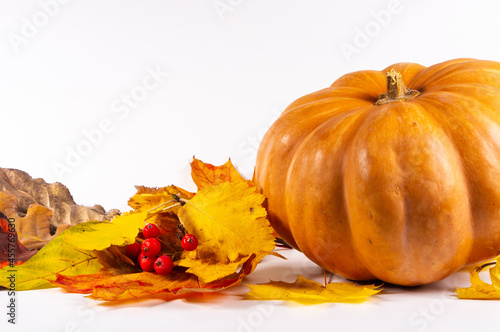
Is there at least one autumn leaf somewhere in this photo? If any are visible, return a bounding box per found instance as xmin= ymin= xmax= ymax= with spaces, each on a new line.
xmin=1 ymin=158 xmax=276 ymax=301
xmin=0 ymin=191 xmax=60 ymax=250
xmin=189 ymin=158 xmax=283 ymax=241
xmin=0 ymin=168 xmax=119 ymax=232
xmin=0 ymin=212 xmax=36 ymax=268
xmin=62 ymin=212 xmax=146 ymax=251
xmin=46 ymin=160 xmax=276 ymax=300
xmin=128 ymin=185 xmax=194 ymax=212
xmin=0 ymin=223 xmax=103 ymax=290
xmin=190 ymin=157 xmax=246 ymax=190
xmin=127 ymin=185 xmax=192 ymax=251
xmin=94 ymin=245 xmax=138 ymax=275
xmin=455 ymin=259 xmax=500 ymax=299
xmin=245 ymin=275 xmax=382 ymax=304
xmin=0 ymin=186 xmax=186 ymax=291
xmin=0 ymin=209 xmax=149 ymax=290
xmin=177 ymin=180 xmax=276 ymax=283
xmin=50 ymin=252 xmax=266 ymax=301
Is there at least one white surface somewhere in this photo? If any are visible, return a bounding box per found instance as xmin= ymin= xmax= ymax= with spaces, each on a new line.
xmin=1 ymin=0 xmax=500 ymax=331
xmin=1 ymin=249 xmax=500 ymax=332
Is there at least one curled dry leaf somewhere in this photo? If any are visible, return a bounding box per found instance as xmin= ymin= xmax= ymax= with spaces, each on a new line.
xmin=0 ymin=212 xmax=36 ymax=268
xmin=0 ymin=168 xmax=120 ymax=232
xmin=455 ymin=258 xmax=500 ymax=299
xmin=246 ymin=275 xmax=382 ymax=304
xmin=0 ymin=192 xmax=57 ymax=250
xmin=0 ymin=168 xmax=121 ymax=251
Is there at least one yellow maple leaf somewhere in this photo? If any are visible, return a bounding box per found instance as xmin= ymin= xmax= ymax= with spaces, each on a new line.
xmin=0 ymin=224 xmax=102 ymax=290
xmin=456 ymin=259 xmax=500 ymax=299
xmin=177 ymin=180 xmax=276 ymax=283
xmin=62 ymin=211 xmax=147 ymax=251
xmin=246 ymin=275 xmax=382 ymax=304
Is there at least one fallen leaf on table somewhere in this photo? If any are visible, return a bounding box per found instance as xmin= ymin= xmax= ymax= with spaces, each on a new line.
xmin=177 ymin=180 xmax=276 ymax=283
xmin=245 ymin=275 xmax=382 ymax=304
xmin=190 ymin=157 xmax=246 ymax=190
xmin=455 ymin=258 xmax=500 ymax=299
xmin=0 ymin=212 xmax=36 ymax=268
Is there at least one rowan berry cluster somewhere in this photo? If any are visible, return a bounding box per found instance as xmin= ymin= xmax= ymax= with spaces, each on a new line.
xmin=125 ymin=223 xmax=198 ymax=275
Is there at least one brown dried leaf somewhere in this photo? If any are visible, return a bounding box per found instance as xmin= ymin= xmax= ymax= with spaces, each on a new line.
xmin=0 ymin=212 xmax=36 ymax=268
xmin=0 ymin=192 xmax=55 ymax=249
xmin=0 ymin=168 xmax=120 ymax=232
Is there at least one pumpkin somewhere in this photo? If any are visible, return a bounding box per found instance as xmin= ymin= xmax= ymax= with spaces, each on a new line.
xmin=254 ymin=58 xmax=500 ymax=286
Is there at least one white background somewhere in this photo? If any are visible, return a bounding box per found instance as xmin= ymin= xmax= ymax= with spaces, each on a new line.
xmin=1 ymin=0 xmax=500 ymax=331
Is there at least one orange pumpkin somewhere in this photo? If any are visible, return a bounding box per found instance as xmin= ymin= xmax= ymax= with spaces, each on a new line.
xmin=255 ymin=58 xmax=500 ymax=286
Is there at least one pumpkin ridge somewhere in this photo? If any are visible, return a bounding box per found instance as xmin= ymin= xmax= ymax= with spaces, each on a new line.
xmin=283 ymin=96 xmax=372 ymax=117
xmin=343 ymin=100 xmax=473 ymax=285
xmin=412 ymin=60 xmax=500 ymax=90
xmin=409 ymin=58 xmax=477 ymax=87
xmin=257 ymin=97 xmax=375 ymax=248
xmin=411 ymin=93 xmax=500 ymax=265
xmin=284 ymin=105 xmax=375 ymax=280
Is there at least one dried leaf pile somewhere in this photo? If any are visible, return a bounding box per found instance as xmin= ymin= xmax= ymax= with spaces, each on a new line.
xmin=0 ymin=158 xmax=280 ymax=301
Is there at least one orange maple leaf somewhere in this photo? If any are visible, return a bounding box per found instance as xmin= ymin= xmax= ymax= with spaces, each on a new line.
xmin=50 ymin=253 xmax=265 ymax=301
xmin=190 ymin=157 xmax=247 ymax=190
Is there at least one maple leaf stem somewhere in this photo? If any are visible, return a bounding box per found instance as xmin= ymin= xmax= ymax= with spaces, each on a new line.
xmin=145 ymin=200 xmax=182 ymax=220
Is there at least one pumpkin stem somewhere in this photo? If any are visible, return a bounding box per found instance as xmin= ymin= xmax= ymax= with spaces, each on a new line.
xmin=375 ymin=69 xmax=420 ymax=105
